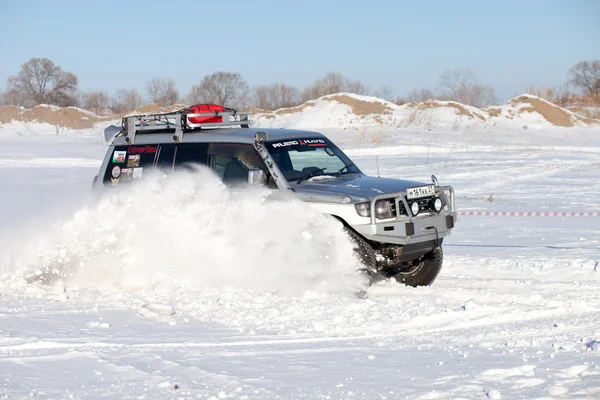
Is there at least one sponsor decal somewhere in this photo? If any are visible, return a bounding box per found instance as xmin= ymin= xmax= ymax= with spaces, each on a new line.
xmin=272 ymin=140 xmax=298 ymax=148
xmin=127 ymin=154 xmax=141 ymax=168
xmin=129 ymin=146 xmax=158 ymax=154
xmin=111 ymin=166 xmax=121 ymax=179
xmin=271 ymin=139 xmax=327 ymax=148
xmin=112 ymin=151 xmax=126 ymax=163
xmin=120 ymin=168 xmax=133 ymax=180
xmin=300 ymin=139 xmax=327 ymax=147
xmin=133 ymin=168 xmax=143 ymax=180
xmin=111 ymin=176 xmax=120 ymax=185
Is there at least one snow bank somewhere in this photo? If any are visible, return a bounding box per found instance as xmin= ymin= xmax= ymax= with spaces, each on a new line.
xmin=2 ymin=94 xmax=597 ymax=139
xmin=0 ymin=103 xmax=186 ymax=133
xmin=487 ymin=94 xmax=597 ymax=127
xmin=0 ymin=167 xmax=365 ymax=297
xmin=0 ymin=104 xmax=108 ymax=130
xmin=253 ymin=93 xmax=599 ymax=131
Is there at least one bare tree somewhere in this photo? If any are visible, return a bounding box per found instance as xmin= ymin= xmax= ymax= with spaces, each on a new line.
xmin=0 ymin=89 xmax=27 ymax=107
xmin=111 ymin=88 xmax=143 ymax=114
xmin=253 ymin=83 xmax=300 ymax=110
xmin=438 ymin=68 xmax=496 ymax=107
xmin=406 ymin=88 xmax=435 ymax=103
xmin=6 ymin=58 xmax=78 ymax=107
xmin=188 ymin=72 xmax=249 ymax=108
xmin=525 ymin=83 xmax=572 ymax=107
xmin=83 ymin=91 xmax=110 ymax=115
xmin=373 ymin=85 xmax=394 ymax=101
xmin=145 ymin=77 xmax=179 ymax=106
xmin=345 ymin=79 xmax=370 ymax=96
xmin=301 ymin=72 xmax=370 ymax=102
xmin=569 ymin=60 xmax=600 ymax=99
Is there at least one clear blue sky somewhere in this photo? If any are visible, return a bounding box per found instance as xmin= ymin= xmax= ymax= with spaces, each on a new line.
xmin=1 ymin=0 xmax=598 ymax=102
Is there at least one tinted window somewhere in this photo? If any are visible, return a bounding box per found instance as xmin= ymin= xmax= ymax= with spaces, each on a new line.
xmin=156 ymin=144 xmax=176 ymax=171
xmin=103 ymin=144 xmax=158 ymax=185
xmin=174 ymin=143 xmax=209 ymax=170
xmin=208 ymin=143 xmax=266 ymax=185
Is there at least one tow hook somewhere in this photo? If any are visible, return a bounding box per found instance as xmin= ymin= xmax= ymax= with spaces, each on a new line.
xmin=424 ymin=226 xmax=440 ymax=247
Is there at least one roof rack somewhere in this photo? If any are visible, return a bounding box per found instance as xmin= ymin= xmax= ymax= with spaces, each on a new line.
xmin=105 ymin=104 xmax=252 ymax=144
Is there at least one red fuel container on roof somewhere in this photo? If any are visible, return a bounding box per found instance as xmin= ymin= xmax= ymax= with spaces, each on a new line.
xmin=187 ymin=104 xmax=225 ymax=124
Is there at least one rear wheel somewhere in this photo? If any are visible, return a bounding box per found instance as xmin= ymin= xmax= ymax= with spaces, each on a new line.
xmin=393 ymin=247 xmax=443 ymax=287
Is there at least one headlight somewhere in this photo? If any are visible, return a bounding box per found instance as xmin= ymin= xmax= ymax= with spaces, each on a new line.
xmin=411 ymin=201 xmax=420 ymax=216
xmin=375 ymin=199 xmax=394 ymax=219
xmin=354 ymin=202 xmax=371 ymax=217
xmin=433 ymin=197 xmax=442 ymax=212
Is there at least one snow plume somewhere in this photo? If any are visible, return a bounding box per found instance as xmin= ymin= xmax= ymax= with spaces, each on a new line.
xmin=0 ymin=167 xmax=365 ymax=296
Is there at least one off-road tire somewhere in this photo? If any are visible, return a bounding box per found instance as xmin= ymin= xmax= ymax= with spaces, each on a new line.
xmin=345 ymin=228 xmax=377 ymax=283
xmin=393 ymin=247 xmax=443 ymax=287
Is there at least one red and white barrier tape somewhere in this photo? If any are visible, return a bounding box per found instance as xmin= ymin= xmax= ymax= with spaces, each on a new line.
xmin=458 ymin=211 xmax=600 ymax=217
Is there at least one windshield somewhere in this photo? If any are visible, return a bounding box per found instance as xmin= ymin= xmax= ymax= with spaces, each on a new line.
xmin=266 ymin=138 xmax=361 ymax=182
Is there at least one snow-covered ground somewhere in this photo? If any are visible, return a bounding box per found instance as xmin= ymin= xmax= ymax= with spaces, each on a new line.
xmin=0 ymin=122 xmax=599 ymax=399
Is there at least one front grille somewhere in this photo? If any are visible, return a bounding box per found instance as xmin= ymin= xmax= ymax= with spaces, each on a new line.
xmin=395 ymin=201 xmax=407 ymax=216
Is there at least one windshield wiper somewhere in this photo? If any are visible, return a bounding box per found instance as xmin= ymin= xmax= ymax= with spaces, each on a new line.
xmin=296 ymin=167 xmax=327 ymax=184
xmin=336 ymin=162 xmax=354 ymax=176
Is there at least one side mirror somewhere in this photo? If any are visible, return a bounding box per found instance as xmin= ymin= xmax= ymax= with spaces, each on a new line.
xmin=248 ymin=169 xmax=267 ymax=185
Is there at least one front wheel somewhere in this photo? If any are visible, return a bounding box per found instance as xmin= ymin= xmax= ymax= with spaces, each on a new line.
xmin=393 ymin=247 xmax=443 ymax=287
xmin=345 ymin=228 xmax=377 ymax=284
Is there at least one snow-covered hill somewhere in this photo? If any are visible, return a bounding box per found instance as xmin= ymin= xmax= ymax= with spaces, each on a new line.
xmin=1 ymin=95 xmax=598 ymax=144
xmin=253 ymin=93 xmax=598 ymax=131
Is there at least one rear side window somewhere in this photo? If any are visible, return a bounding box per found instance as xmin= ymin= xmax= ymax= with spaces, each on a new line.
xmin=173 ymin=144 xmax=209 ymax=170
xmin=156 ymin=144 xmax=176 ymax=171
xmin=103 ymin=145 xmax=158 ymax=185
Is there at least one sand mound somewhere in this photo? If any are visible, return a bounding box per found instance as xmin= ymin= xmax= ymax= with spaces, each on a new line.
xmin=129 ymin=104 xmax=165 ymax=115
xmin=1 ymin=94 xmax=597 ymax=132
xmin=275 ymin=101 xmax=316 ymax=115
xmin=507 ymin=95 xmax=596 ymax=127
xmin=408 ymin=100 xmax=485 ymax=121
xmin=0 ymin=104 xmax=107 ymax=129
xmin=0 ymin=105 xmax=23 ymax=124
xmin=323 ymin=94 xmax=393 ymax=116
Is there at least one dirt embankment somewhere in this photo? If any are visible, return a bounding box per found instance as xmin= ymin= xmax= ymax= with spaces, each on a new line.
xmin=408 ymin=100 xmax=486 ymax=121
xmin=0 ymin=105 xmax=109 ymax=129
xmin=506 ymin=95 xmax=596 ymax=127
xmin=0 ymin=103 xmax=193 ymax=130
xmin=1 ymin=95 xmax=597 ymax=130
xmin=324 ymin=94 xmax=393 ymax=116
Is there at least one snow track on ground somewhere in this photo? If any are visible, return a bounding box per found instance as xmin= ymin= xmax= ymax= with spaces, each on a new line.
xmin=0 ymin=131 xmax=599 ymax=399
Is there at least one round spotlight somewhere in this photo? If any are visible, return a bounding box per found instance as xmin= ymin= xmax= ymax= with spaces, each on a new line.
xmin=433 ymin=198 xmax=442 ymax=212
xmin=411 ymin=202 xmax=420 ymax=216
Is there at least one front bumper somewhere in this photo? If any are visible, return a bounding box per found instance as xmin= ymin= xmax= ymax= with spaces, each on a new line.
xmin=353 ymin=186 xmax=457 ymax=245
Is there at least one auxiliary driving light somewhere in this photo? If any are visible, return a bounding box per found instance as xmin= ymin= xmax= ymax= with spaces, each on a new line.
xmin=411 ymin=202 xmax=420 ymax=216
xmin=433 ymin=198 xmax=442 ymax=212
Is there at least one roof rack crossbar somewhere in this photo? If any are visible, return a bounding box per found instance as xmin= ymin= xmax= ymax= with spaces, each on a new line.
xmin=118 ymin=107 xmax=252 ymax=144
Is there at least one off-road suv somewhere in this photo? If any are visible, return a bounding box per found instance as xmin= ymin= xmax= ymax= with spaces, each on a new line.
xmin=94 ymin=104 xmax=456 ymax=286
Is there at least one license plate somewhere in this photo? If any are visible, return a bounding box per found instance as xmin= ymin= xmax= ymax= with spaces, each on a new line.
xmin=406 ymin=185 xmax=435 ymax=199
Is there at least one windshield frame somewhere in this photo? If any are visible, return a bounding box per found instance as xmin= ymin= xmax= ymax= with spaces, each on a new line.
xmin=265 ymin=138 xmax=362 ymax=183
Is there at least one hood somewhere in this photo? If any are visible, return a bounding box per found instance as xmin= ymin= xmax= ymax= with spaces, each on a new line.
xmin=293 ymin=174 xmax=428 ymax=202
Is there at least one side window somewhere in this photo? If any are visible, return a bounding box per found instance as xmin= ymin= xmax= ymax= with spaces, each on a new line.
xmin=156 ymin=144 xmax=176 ymax=172
xmin=173 ymin=143 xmax=209 ymax=170
xmin=103 ymin=145 xmax=158 ymax=185
xmin=208 ymin=143 xmax=268 ymax=185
